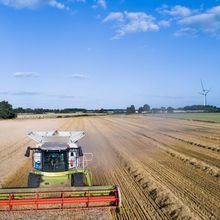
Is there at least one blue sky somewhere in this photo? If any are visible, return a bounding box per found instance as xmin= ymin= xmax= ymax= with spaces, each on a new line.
xmin=0 ymin=0 xmax=220 ymax=109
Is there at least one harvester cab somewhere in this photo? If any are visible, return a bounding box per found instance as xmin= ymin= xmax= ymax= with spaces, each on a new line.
xmin=25 ymin=131 xmax=93 ymax=188
xmin=0 ymin=131 xmax=121 ymax=212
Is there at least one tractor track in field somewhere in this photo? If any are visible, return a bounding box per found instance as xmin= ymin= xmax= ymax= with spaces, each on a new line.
xmin=109 ymin=117 xmax=220 ymax=153
xmin=132 ymin=131 xmax=220 ymax=178
xmin=104 ymin=117 xmax=220 ymax=178
xmin=104 ymin=117 xmax=220 ymax=169
xmin=87 ymin=118 xmax=197 ymax=220
xmin=98 ymin=117 xmax=220 ymax=219
xmin=134 ymin=131 xmax=220 ymax=178
xmin=160 ymin=132 xmax=220 ymax=153
xmin=85 ymin=118 xmax=171 ymax=220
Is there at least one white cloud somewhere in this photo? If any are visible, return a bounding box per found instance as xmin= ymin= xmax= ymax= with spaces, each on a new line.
xmin=0 ymin=91 xmax=10 ymax=95
xmin=56 ymin=94 xmax=75 ymax=99
xmin=97 ymin=0 xmax=106 ymax=9
xmin=103 ymin=11 xmax=159 ymax=39
xmin=156 ymin=5 xmax=220 ymax=37
xmin=0 ymin=0 xmax=42 ymax=8
xmin=179 ymin=13 xmax=215 ymax=26
xmin=103 ymin=12 xmax=124 ymax=22
xmin=71 ymin=74 xmax=89 ymax=79
xmin=158 ymin=20 xmax=171 ymax=28
xmin=92 ymin=0 xmax=106 ymax=9
xmin=0 ymin=0 xmax=68 ymax=10
xmin=0 ymin=90 xmax=40 ymax=96
xmin=48 ymin=0 xmax=67 ymax=10
xmin=13 ymin=72 xmax=39 ymax=77
xmin=12 ymin=91 xmax=40 ymax=96
xmin=208 ymin=5 xmax=220 ymax=15
xmin=174 ymin=27 xmax=198 ymax=37
xmin=49 ymin=94 xmax=76 ymax=99
xmin=177 ymin=6 xmax=220 ymax=36
xmin=157 ymin=5 xmax=192 ymax=17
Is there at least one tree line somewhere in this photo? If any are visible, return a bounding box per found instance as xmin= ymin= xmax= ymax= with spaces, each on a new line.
xmin=13 ymin=107 xmax=88 ymax=114
xmin=1 ymin=100 xmax=220 ymax=119
xmin=126 ymin=104 xmax=150 ymax=114
xmin=0 ymin=100 xmax=126 ymax=119
xmin=125 ymin=104 xmax=220 ymax=114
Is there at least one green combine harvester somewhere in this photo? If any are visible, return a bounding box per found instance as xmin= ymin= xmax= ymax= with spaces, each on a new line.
xmin=0 ymin=131 xmax=121 ymax=212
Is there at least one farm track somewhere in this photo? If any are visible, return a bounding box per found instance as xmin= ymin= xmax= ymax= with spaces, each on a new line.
xmin=0 ymin=116 xmax=220 ymax=219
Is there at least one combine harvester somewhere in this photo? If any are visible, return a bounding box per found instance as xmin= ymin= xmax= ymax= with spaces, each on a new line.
xmin=0 ymin=131 xmax=121 ymax=212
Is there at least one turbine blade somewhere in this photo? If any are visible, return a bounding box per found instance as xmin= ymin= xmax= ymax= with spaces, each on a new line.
xmin=200 ymin=79 xmax=205 ymax=91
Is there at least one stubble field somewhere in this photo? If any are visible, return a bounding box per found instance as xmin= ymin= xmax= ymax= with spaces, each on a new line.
xmin=0 ymin=115 xmax=219 ymax=220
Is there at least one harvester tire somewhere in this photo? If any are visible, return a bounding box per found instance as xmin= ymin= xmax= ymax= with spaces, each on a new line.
xmin=71 ymin=173 xmax=84 ymax=187
xmin=28 ymin=173 xmax=41 ymax=188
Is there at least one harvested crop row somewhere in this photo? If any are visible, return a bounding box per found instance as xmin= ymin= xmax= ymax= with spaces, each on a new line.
xmin=85 ymin=118 xmax=171 ymax=220
xmin=98 ymin=116 xmax=220 ymax=219
xmin=1 ymin=115 xmax=220 ymax=220
xmin=105 ymin=117 xmax=220 ymax=168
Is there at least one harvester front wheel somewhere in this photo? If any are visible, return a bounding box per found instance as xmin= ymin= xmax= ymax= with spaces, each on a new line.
xmin=28 ymin=173 xmax=41 ymax=188
xmin=71 ymin=173 xmax=84 ymax=187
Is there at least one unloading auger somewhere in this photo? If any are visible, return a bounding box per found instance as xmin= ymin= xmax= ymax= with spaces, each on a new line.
xmin=0 ymin=131 xmax=121 ymax=212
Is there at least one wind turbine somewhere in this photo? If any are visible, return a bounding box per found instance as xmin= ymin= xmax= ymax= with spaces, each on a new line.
xmin=200 ymin=80 xmax=210 ymax=106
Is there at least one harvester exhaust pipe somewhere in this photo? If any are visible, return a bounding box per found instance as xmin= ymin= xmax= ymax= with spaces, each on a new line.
xmin=24 ymin=147 xmax=31 ymax=157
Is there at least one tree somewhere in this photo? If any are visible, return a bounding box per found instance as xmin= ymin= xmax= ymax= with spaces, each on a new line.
xmin=14 ymin=107 xmax=25 ymax=114
xmin=143 ymin=104 xmax=150 ymax=112
xmin=98 ymin=108 xmax=106 ymax=113
xmin=182 ymin=105 xmax=220 ymax=112
xmin=0 ymin=101 xmax=16 ymax=119
xmin=34 ymin=108 xmax=45 ymax=114
xmin=138 ymin=107 xmax=144 ymax=113
xmin=160 ymin=107 xmax=166 ymax=113
xmin=126 ymin=105 xmax=136 ymax=114
xmin=167 ymin=107 xmax=174 ymax=113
